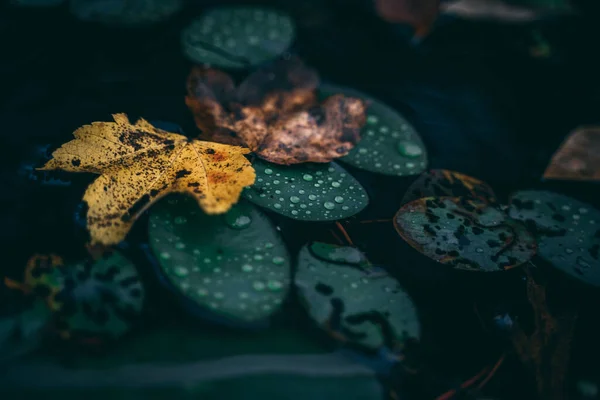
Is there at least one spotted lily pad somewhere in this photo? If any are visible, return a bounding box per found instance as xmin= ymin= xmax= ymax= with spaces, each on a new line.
xmin=395 ymin=197 xmax=537 ymax=271
xmin=70 ymin=0 xmax=183 ymax=25
xmin=148 ymin=195 xmax=291 ymax=327
xmin=243 ymin=158 xmax=369 ymax=221
xmin=52 ymin=252 xmax=144 ymax=340
xmin=182 ymin=7 xmax=295 ymax=69
xmin=319 ymin=84 xmax=427 ymax=177
xmin=509 ymin=190 xmax=600 ymax=286
xmin=295 ymin=242 xmax=420 ymax=353
xmin=11 ymin=253 xmax=144 ymax=340
xmin=402 ymin=169 xmax=497 ymax=205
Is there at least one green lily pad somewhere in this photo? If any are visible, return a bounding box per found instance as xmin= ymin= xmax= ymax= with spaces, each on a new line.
xmin=319 ymin=84 xmax=428 ymax=177
xmin=70 ymin=0 xmax=183 ymax=25
xmin=148 ymin=195 xmax=291 ymax=327
xmin=395 ymin=197 xmax=537 ymax=271
xmin=402 ymin=169 xmax=497 ymax=205
xmin=182 ymin=7 xmax=295 ymax=69
xmin=243 ymin=159 xmax=369 ymax=221
xmin=296 ymin=242 xmax=420 ymax=353
xmin=52 ymin=252 xmax=145 ymax=339
xmin=509 ymin=190 xmax=600 ymax=286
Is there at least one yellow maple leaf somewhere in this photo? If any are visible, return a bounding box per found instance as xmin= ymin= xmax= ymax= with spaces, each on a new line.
xmin=40 ymin=114 xmax=255 ymax=245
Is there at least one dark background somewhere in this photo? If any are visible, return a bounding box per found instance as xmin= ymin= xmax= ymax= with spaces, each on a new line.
xmin=1 ymin=0 xmax=599 ymax=399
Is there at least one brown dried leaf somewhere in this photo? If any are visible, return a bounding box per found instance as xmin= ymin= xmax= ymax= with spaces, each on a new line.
xmin=40 ymin=114 xmax=255 ymax=245
xmin=543 ymin=127 xmax=600 ymax=181
xmin=185 ymin=57 xmax=367 ymax=165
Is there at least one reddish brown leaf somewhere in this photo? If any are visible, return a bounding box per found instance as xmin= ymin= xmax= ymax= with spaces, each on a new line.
xmin=543 ymin=127 xmax=600 ymax=181
xmin=374 ymin=0 xmax=440 ymax=38
xmin=185 ymin=57 xmax=367 ymax=165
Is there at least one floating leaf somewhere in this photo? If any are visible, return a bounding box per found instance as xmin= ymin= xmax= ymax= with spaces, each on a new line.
xmin=6 ymin=252 xmax=144 ymax=340
xmin=320 ymin=85 xmax=428 ymax=176
xmin=182 ymin=7 xmax=295 ymax=68
xmin=296 ymin=242 xmax=420 ymax=352
xmin=402 ymin=169 xmax=497 ymax=204
xmin=53 ymin=252 xmax=145 ymax=340
xmin=149 ymin=195 xmax=291 ymax=328
xmin=395 ymin=197 xmax=537 ymax=271
xmin=186 ymin=60 xmax=367 ymax=165
xmin=70 ymin=0 xmax=183 ymax=25
xmin=509 ymin=190 xmax=600 ymax=286
xmin=40 ymin=113 xmax=255 ymax=245
xmin=243 ymin=158 xmax=369 ymax=221
xmin=374 ymin=0 xmax=440 ymax=39
xmin=543 ymin=127 xmax=600 ymax=181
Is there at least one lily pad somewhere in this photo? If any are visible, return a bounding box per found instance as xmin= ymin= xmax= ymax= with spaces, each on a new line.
xmin=53 ymin=252 xmax=145 ymax=339
xmin=509 ymin=190 xmax=600 ymax=286
xmin=182 ymin=7 xmax=295 ymax=69
xmin=295 ymin=242 xmax=420 ymax=353
xmin=319 ymin=84 xmax=427 ymax=177
xmin=402 ymin=169 xmax=497 ymax=205
xmin=15 ymin=253 xmax=144 ymax=339
xmin=243 ymin=159 xmax=369 ymax=221
xmin=148 ymin=195 xmax=291 ymax=327
xmin=394 ymin=197 xmax=537 ymax=271
xmin=70 ymin=0 xmax=183 ymax=25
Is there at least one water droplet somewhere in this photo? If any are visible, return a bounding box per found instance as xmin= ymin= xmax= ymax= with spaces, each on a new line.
xmin=267 ymin=280 xmax=283 ymax=291
xmin=291 ymin=210 xmax=299 ymax=216
xmin=173 ymin=266 xmax=189 ymax=277
xmin=197 ymin=288 xmax=208 ymax=297
xmin=476 ymin=248 xmax=484 ymax=253
xmin=303 ymin=174 xmax=313 ymax=181
xmin=290 ymin=196 xmax=300 ymax=203
xmin=254 ymin=254 xmax=264 ymax=261
xmin=397 ymin=141 xmax=423 ymax=158
xmin=265 ymin=242 xmax=274 ymax=249
xmin=561 ymin=205 xmax=571 ymax=211
xmin=308 ymin=194 xmax=317 ymax=201
xmin=174 ymin=216 xmax=187 ymax=224
xmin=160 ymin=252 xmax=171 ymax=260
xmin=358 ymin=148 xmax=368 ymax=154
xmin=275 ymin=190 xmax=281 ymax=194
xmin=239 ymin=292 xmax=249 ymax=299
xmin=175 ymin=243 xmax=186 ymax=250
xmin=367 ymin=115 xmax=378 ymax=124
xmin=324 ymin=202 xmax=335 ymax=210
xmin=264 ymin=168 xmax=273 ymax=175
xmin=331 ymin=181 xmax=341 ymax=188
xmin=272 ymin=256 xmax=285 ymax=265
xmin=334 ymin=196 xmax=344 ymax=204
xmin=274 ymin=203 xmax=282 ymax=209
xmin=299 ymin=189 xmax=305 ymax=194
xmin=253 ymin=281 xmax=266 ymax=291
xmin=565 ymin=248 xmax=574 ymax=254
xmin=203 ymin=258 xmax=211 ymax=264
xmin=241 ymin=264 xmax=253 ymax=272
xmin=273 ymin=180 xmax=280 ymax=185
xmin=214 ymin=292 xmax=225 ymax=299
xmin=224 ymin=208 xmax=252 ymax=229
xmin=576 ymin=255 xmax=591 ymax=266
xmin=350 ymin=282 xmax=358 ymax=288
xmin=342 ymin=206 xmax=349 ymax=211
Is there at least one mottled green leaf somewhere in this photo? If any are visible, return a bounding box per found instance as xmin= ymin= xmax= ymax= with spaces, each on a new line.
xmin=243 ymin=158 xmax=369 ymax=221
xmin=509 ymin=190 xmax=600 ymax=286
xmin=53 ymin=252 xmax=145 ymax=339
xmin=296 ymin=242 xmax=420 ymax=353
xmin=395 ymin=197 xmax=537 ymax=271
xmin=149 ymin=196 xmax=291 ymax=327
xmin=320 ymin=84 xmax=427 ymax=177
